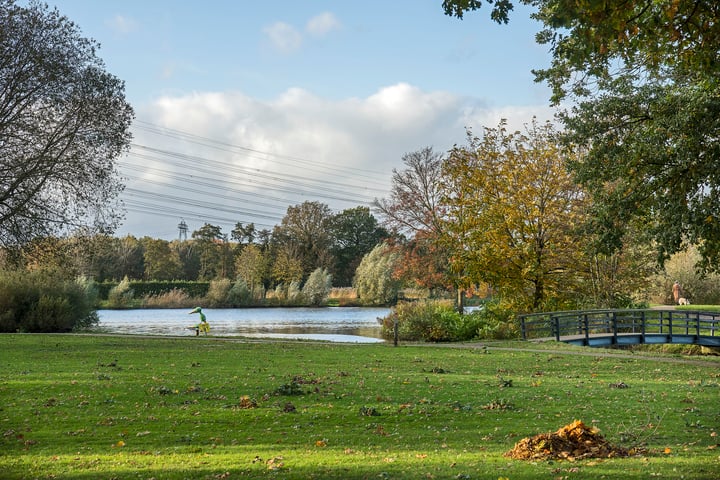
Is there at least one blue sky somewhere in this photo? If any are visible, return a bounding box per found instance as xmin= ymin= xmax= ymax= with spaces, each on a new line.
xmin=44 ymin=1 xmax=557 ymax=239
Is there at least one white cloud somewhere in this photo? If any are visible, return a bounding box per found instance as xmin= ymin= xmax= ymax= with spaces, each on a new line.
xmin=459 ymin=103 xmax=558 ymax=135
xmin=263 ymin=21 xmax=303 ymax=53
xmin=305 ymin=12 xmax=341 ymax=37
xmin=106 ymin=14 xmax=138 ymax=35
xmin=124 ymin=84 xmax=555 ymax=237
xmin=135 ymin=83 xmax=558 ymax=177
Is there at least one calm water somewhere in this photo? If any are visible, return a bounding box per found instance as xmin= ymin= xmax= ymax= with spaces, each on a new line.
xmin=96 ymin=307 xmax=389 ymax=343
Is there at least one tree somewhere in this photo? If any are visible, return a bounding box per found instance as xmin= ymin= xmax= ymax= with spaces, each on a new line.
xmin=142 ymin=238 xmax=182 ymax=281
xmin=170 ymin=239 xmax=200 ymax=281
xmin=327 ymin=206 xmax=388 ymax=287
xmin=271 ymin=244 xmax=304 ymax=286
xmin=443 ymin=119 xmax=587 ymax=312
xmin=373 ymin=147 xmax=466 ymax=309
xmin=442 ymin=0 xmax=514 ymax=23
xmin=234 ymin=243 xmax=267 ymax=299
xmin=231 ymin=222 xmax=256 ymax=246
xmin=20 ymin=236 xmax=74 ymax=276
xmin=353 ymin=243 xmax=401 ymax=306
xmin=272 ymin=201 xmax=333 ymax=279
xmin=373 ymin=147 xmax=446 ymax=236
xmin=443 ymin=0 xmax=720 ymax=271
xmin=68 ymin=234 xmax=120 ymax=281
xmin=191 ymin=223 xmax=224 ymax=280
xmin=114 ymin=235 xmax=144 ymax=280
xmin=0 ymin=1 xmax=133 ymax=246
xmin=563 ymin=80 xmax=720 ymax=271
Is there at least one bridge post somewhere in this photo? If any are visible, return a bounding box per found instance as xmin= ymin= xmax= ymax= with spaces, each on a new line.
xmin=554 ymin=315 xmax=561 ymax=342
xmin=611 ymin=311 xmax=618 ymax=345
xmin=583 ymin=313 xmax=590 ymax=345
xmin=696 ymin=312 xmax=701 ymax=343
xmin=640 ymin=310 xmax=646 ymax=344
xmin=659 ymin=310 xmax=665 ymax=334
xmin=668 ymin=312 xmax=673 ymax=342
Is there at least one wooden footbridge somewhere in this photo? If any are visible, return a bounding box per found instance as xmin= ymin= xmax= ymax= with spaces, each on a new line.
xmin=518 ymin=309 xmax=720 ymax=348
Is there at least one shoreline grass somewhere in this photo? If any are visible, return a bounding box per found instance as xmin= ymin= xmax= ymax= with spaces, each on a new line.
xmin=1 ymin=334 xmax=718 ymax=479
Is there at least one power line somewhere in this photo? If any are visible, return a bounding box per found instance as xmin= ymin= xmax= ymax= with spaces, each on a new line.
xmin=124 ymin=149 xmax=381 ymax=203
xmin=130 ymin=143 xmax=389 ymax=195
xmin=132 ymin=119 xmax=392 ymax=183
xmin=123 ymin=189 xmax=284 ymax=222
xmin=117 ymin=119 xmax=394 ymax=236
xmin=119 ymin=157 xmax=378 ymax=205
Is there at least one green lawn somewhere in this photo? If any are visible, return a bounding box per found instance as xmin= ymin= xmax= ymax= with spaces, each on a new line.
xmin=1 ymin=334 xmax=718 ymax=479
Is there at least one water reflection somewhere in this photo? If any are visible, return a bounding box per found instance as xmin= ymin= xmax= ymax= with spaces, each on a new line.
xmin=96 ymin=307 xmax=389 ymax=343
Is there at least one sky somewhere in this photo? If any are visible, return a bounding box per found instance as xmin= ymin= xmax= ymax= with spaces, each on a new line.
xmin=43 ymin=0 xmax=558 ymax=240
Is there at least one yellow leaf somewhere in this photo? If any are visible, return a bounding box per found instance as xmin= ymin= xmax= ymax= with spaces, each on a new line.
xmin=113 ymin=440 xmax=125 ymax=448
xmin=663 ymin=447 xmax=672 ymax=454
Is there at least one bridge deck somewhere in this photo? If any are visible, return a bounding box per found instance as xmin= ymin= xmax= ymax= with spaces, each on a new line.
xmin=519 ymin=309 xmax=720 ymax=348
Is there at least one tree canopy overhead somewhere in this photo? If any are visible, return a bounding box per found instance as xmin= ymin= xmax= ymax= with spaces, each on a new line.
xmin=0 ymin=0 xmax=133 ymax=246
xmin=444 ymin=0 xmax=720 ymax=271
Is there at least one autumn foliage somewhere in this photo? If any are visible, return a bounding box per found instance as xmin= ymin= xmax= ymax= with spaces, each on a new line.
xmin=505 ymin=420 xmax=629 ymax=461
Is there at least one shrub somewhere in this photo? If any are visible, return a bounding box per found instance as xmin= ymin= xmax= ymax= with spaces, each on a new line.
xmin=472 ymin=300 xmax=520 ymax=340
xmin=378 ymin=299 xmax=521 ymax=343
xmin=206 ymin=278 xmax=231 ymax=307
xmin=267 ymin=282 xmax=304 ymax=306
xmin=106 ymin=276 xmax=134 ymax=308
xmin=379 ymin=300 xmax=464 ymax=342
xmin=0 ymin=270 xmax=98 ymax=332
xmin=302 ymin=268 xmax=332 ymax=306
xmin=354 ymin=243 xmax=400 ymax=306
xmin=287 ymin=281 xmax=303 ymax=304
xmin=227 ymin=277 xmax=252 ymax=306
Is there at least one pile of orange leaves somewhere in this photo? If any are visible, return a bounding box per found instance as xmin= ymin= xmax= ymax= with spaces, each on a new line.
xmin=505 ymin=420 xmax=629 ymax=461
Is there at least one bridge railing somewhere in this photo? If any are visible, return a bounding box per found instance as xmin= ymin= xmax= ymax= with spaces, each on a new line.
xmin=518 ymin=309 xmax=720 ymax=346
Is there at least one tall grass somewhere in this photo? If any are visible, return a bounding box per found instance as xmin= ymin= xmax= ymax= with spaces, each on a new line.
xmin=141 ymin=288 xmax=197 ymax=308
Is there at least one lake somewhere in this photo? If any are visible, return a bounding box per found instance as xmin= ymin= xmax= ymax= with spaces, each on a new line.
xmin=95 ymin=307 xmax=390 ymax=343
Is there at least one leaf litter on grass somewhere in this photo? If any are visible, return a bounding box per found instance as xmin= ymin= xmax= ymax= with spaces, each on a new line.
xmin=505 ymin=420 xmax=633 ymax=461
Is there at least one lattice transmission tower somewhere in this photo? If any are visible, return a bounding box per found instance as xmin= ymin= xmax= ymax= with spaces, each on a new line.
xmin=178 ymin=219 xmax=188 ymax=241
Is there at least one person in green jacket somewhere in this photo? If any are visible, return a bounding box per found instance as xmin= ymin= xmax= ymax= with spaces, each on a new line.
xmin=189 ymin=307 xmax=210 ymax=336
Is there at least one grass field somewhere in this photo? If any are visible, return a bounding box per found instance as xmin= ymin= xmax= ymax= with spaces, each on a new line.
xmin=1 ymin=334 xmax=719 ymax=479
